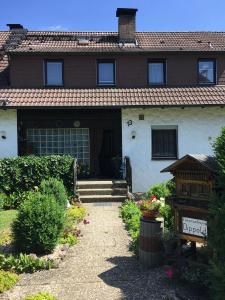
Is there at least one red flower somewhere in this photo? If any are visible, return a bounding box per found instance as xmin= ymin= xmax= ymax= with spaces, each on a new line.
xmin=150 ymin=195 xmax=157 ymax=200
xmin=165 ymin=267 xmax=174 ymax=279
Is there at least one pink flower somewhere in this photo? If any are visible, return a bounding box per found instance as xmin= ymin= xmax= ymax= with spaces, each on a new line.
xmin=83 ymin=219 xmax=90 ymax=225
xmin=165 ymin=267 xmax=174 ymax=279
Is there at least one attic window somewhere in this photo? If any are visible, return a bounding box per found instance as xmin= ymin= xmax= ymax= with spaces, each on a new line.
xmin=45 ymin=60 xmax=63 ymax=87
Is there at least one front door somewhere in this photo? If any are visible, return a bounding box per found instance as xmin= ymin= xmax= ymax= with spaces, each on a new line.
xmin=99 ymin=129 xmax=115 ymax=177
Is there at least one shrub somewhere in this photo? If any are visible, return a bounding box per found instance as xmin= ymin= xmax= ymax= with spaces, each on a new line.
xmin=208 ymin=127 xmax=225 ymax=299
xmin=0 ymin=193 xmax=6 ymax=210
xmin=12 ymin=192 xmax=65 ymax=254
xmin=180 ymin=261 xmax=210 ymax=288
xmin=39 ymin=178 xmax=68 ymax=208
xmin=0 ymin=270 xmax=19 ymax=293
xmin=147 ymin=182 xmax=171 ymax=199
xmin=2 ymin=191 xmax=34 ymax=210
xmin=0 ymin=253 xmax=54 ymax=273
xmin=23 ymin=292 xmax=57 ymax=300
xmin=0 ymin=155 xmax=74 ymax=196
xmin=159 ymin=204 xmax=174 ymax=231
xmin=120 ymin=200 xmax=141 ymax=254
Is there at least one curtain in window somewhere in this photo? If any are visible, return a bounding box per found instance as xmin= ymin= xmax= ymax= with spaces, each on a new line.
xmin=149 ymin=63 xmax=164 ymax=84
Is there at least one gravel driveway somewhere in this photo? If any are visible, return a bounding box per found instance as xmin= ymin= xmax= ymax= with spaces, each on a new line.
xmin=2 ymin=202 xmax=206 ymax=300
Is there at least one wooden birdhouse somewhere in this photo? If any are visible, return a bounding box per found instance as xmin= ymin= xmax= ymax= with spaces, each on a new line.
xmin=161 ymin=154 xmax=218 ymax=243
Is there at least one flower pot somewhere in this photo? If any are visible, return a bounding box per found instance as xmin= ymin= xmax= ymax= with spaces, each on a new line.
xmin=141 ymin=209 xmax=158 ymax=220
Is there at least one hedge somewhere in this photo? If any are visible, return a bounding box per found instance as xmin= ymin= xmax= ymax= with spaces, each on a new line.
xmin=0 ymin=155 xmax=74 ymax=195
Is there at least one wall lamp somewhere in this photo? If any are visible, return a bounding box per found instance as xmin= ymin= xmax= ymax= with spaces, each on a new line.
xmin=0 ymin=99 xmax=9 ymax=110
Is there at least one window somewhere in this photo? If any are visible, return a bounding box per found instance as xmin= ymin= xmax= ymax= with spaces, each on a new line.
xmin=45 ymin=60 xmax=63 ymax=86
xmin=97 ymin=60 xmax=115 ymax=86
xmin=148 ymin=60 xmax=166 ymax=85
xmin=198 ymin=59 xmax=216 ymax=85
xmin=152 ymin=126 xmax=178 ymax=159
xmin=27 ymin=128 xmax=90 ymax=166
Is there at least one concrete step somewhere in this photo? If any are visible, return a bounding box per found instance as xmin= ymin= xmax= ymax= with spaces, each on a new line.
xmin=77 ymin=180 xmax=127 ymax=190
xmin=77 ymin=188 xmax=127 ymax=196
xmin=79 ymin=194 xmax=126 ymax=203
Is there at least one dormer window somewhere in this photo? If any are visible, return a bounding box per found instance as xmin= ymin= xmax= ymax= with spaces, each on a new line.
xmin=45 ymin=60 xmax=63 ymax=87
xmin=97 ymin=60 xmax=115 ymax=86
xmin=198 ymin=59 xmax=216 ymax=85
xmin=148 ymin=60 xmax=166 ymax=86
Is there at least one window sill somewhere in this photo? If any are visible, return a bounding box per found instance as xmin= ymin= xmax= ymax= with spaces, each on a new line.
xmin=45 ymin=85 xmax=64 ymax=88
xmin=152 ymin=157 xmax=177 ymax=161
xmin=97 ymin=83 xmax=116 ymax=87
xmin=148 ymin=83 xmax=166 ymax=87
xmin=198 ymin=82 xmax=216 ymax=86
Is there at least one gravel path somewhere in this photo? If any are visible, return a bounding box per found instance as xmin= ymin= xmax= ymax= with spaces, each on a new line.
xmin=2 ymin=203 xmax=203 ymax=300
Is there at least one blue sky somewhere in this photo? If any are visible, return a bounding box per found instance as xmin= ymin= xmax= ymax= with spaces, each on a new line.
xmin=1 ymin=0 xmax=225 ymax=32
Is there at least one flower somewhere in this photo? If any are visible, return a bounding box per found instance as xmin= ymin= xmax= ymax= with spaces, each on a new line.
xmin=165 ymin=266 xmax=174 ymax=279
xmin=150 ymin=195 xmax=157 ymax=200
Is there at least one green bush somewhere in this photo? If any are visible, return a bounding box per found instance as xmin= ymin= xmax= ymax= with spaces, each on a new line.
xmin=120 ymin=200 xmax=141 ymax=254
xmin=39 ymin=178 xmax=68 ymax=208
xmin=208 ymin=126 xmax=225 ymax=299
xmin=159 ymin=204 xmax=174 ymax=230
xmin=147 ymin=182 xmax=171 ymax=199
xmin=2 ymin=191 xmax=34 ymax=210
xmin=23 ymin=292 xmax=57 ymax=300
xmin=0 ymin=253 xmax=54 ymax=274
xmin=180 ymin=261 xmax=210 ymax=288
xmin=12 ymin=192 xmax=65 ymax=254
xmin=0 ymin=155 xmax=74 ymax=196
xmin=0 ymin=270 xmax=19 ymax=293
xmin=0 ymin=193 xmax=6 ymax=210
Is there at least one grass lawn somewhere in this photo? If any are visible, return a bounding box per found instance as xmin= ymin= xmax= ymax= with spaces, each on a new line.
xmin=0 ymin=210 xmax=17 ymax=233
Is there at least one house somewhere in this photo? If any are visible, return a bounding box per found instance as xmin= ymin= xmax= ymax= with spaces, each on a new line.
xmin=0 ymin=8 xmax=225 ymax=193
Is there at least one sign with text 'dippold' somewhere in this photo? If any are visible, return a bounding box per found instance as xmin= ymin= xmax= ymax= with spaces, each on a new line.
xmin=182 ymin=217 xmax=207 ymax=237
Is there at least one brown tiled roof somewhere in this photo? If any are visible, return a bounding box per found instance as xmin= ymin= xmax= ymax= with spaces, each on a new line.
xmin=0 ymin=31 xmax=11 ymax=87
xmin=161 ymin=154 xmax=219 ymax=173
xmin=6 ymin=31 xmax=225 ymax=53
xmin=1 ymin=85 xmax=225 ymax=108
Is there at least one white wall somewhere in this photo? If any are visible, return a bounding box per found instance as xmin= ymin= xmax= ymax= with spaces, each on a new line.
xmin=122 ymin=107 xmax=225 ymax=192
xmin=0 ymin=109 xmax=18 ymax=158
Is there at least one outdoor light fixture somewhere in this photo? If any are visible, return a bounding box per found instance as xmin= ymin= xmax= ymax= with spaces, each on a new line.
xmin=131 ymin=131 xmax=136 ymax=139
xmin=0 ymin=99 xmax=9 ymax=110
xmin=0 ymin=131 xmax=6 ymax=140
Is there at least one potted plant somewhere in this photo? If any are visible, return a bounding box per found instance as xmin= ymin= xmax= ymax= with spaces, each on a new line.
xmin=137 ymin=195 xmax=161 ymax=220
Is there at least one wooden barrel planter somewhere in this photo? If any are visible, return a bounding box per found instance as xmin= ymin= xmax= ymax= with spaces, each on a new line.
xmin=139 ymin=217 xmax=164 ymax=268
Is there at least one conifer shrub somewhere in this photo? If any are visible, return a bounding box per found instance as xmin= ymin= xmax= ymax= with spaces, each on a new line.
xmin=12 ymin=192 xmax=65 ymax=254
xmin=39 ymin=178 xmax=68 ymax=208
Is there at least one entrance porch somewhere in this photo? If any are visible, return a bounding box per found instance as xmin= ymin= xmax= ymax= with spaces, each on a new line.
xmin=18 ymin=109 xmax=122 ymax=178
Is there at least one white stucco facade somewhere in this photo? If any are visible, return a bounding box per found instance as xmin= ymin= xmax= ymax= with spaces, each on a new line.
xmin=0 ymin=109 xmax=18 ymax=158
xmin=122 ymin=107 xmax=225 ymax=192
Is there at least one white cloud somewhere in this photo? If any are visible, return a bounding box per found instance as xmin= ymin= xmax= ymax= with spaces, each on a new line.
xmin=44 ymin=25 xmax=68 ymax=31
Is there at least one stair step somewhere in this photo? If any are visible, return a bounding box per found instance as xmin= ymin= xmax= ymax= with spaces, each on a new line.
xmin=77 ymin=180 xmax=127 ymax=189
xmin=79 ymin=195 xmax=126 ymax=203
xmin=77 ymin=188 xmax=127 ymax=196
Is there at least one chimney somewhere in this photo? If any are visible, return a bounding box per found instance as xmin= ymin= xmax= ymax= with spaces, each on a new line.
xmin=116 ymin=8 xmax=138 ymax=43
xmin=7 ymin=24 xmax=24 ymax=30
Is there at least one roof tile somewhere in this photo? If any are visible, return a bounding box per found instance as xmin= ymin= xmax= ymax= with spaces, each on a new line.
xmin=0 ymin=85 xmax=225 ymax=108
